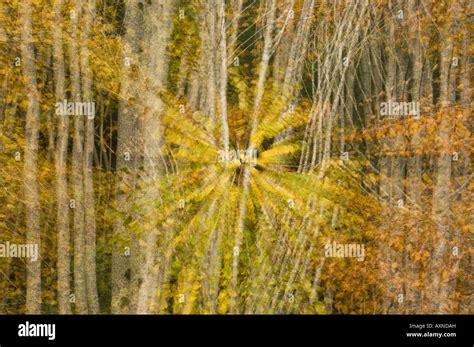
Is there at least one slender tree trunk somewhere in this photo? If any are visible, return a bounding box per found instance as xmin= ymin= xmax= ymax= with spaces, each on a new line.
xmin=52 ymin=0 xmax=71 ymax=314
xmin=228 ymin=0 xmax=244 ymax=64
xmin=136 ymin=0 xmax=174 ymax=314
xmin=112 ymin=0 xmax=143 ymax=315
xmin=379 ymin=4 xmax=404 ymax=313
xmin=69 ymin=0 xmax=88 ymax=314
xmin=218 ymin=0 xmax=230 ymax=152
xmin=80 ymin=0 xmax=99 ymax=314
xmin=230 ymin=0 xmax=276 ymax=313
xmin=455 ymin=21 xmax=472 ymax=313
xmin=200 ymin=0 xmax=217 ymax=124
xmin=19 ymin=0 xmax=41 ymax=314
xmin=405 ymin=0 xmax=425 ymax=313
xmin=281 ymin=0 xmax=315 ymax=101
xmin=430 ymin=1 xmax=458 ymax=313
